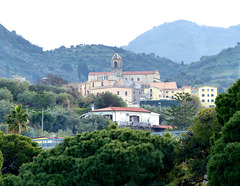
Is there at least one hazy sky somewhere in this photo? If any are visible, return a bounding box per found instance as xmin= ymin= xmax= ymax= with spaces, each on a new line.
xmin=0 ymin=0 xmax=239 ymax=50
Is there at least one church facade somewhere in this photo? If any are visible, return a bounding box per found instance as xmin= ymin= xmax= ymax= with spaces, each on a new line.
xmin=75 ymin=53 xmax=161 ymax=105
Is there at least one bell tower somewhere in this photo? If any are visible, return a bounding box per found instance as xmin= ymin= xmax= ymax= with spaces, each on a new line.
xmin=111 ymin=53 xmax=122 ymax=80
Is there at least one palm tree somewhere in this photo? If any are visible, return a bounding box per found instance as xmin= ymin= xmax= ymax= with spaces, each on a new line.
xmin=5 ymin=105 xmax=29 ymax=134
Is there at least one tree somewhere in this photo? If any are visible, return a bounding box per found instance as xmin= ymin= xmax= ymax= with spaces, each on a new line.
xmin=38 ymin=73 xmax=68 ymax=87
xmin=161 ymin=92 xmax=199 ymax=129
xmin=207 ymin=80 xmax=240 ymax=185
xmin=0 ymin=132 xmax=43 ymax=176
xmin=17 ymin=91 xmax=36 ymax=106
xmin=32 ymin=91 xmax=56 ymax=109
xmin=6 ymin=129 xmax=177 ymax=185
xmin=215 ymin=79 xmax=240 ymax=125
xmin=207 ymin=111 xmax=240 ymax=185
xmin=56 ymin=93 xmax=73 ymax=108
xmin=5 ymin=105 xmax=29 ymax=134
xmin=0 ymin=100 xmax=13 ymax=123
xmin=94 ymin=91 xmax=127 ymax=109
xmin=178 ymin=108 xmax=221 ymax=184
xmin=0 ymin=87 xmax=13 ymax=101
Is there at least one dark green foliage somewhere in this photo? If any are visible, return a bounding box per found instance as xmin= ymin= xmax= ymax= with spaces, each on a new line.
xmin=178 ymin=108 xmax=221 ymax=184
xmin=0 ymin=100 xmax=13 ymax=123
xmin=0 ymin=151 xmax=3 ymax=183
xmin=8 ymin=129 xmax=176 ymax=185
xmin=29 ymin=83 xmax=66 ymax=94
xmin=0 ymin=78 xmax=29 ymax=101
xmin=30 ymin=112 xmax=55 ymax=131
xmin=77 ymin=115 xmax=110 ymax=133
xmin=56 ymin=93 xmax=73 ymax=107
xmin=94 ymin=91 xmax=127 ymax=109
xmin=32 ymin=91 xmax=56 ymax=109
xmin=17 ymin=91 xmax=36 ymax=106
xmin=207 ymin=111 xmax=240 ymax=185
xmin=0 ymin=87 xmax=13 ymax=101
xmin=0 ymin=131 xmax=43 ymax=175
xmin=207 ymin=79 xmax=240 ymax=185
xmin=161 ymin=93 xmax=199 ymax=129
xmin=77 ymin=62 xmax=89 ymax=82
xmin=215 ymin=79 xmax=240 ymax=125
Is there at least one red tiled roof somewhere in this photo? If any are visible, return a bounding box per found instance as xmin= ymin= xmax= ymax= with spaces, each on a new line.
xmin=183 ymin=86 xmax=192 ymax=89
xmin=89 ymin=72 xmax=111 ymax=75
xmin=91 ymin=107 xmax=151 ymax=113
xmin=89 ymin=71 xmax=156 ymax=76
xmin=123 ymin=71 xmax=155 ymax=75
xmin=151 ymin=125 xmax=173 ymax=129
xmin=150 ymin=82 xmax=177 ymax=89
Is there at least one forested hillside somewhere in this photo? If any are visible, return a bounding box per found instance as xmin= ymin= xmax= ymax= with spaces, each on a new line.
xmin=0 ymin=23 xmax=240 ymax=92
xmin=124 ymin=20 xmax=240 ymax=63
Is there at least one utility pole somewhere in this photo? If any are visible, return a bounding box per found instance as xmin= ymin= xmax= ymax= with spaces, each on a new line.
xmin=42 ymin=108 xmax=44 ymax=134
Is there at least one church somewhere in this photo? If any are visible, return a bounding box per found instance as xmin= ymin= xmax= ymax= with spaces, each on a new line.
xmin=68 ymin=53 xmax=160 ymax=105
xmin=88 ymin=53 xmax=160 ymax=84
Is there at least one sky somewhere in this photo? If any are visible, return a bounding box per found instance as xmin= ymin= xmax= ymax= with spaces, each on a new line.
xmin=0 ymin=0 xmax=239 ymax=50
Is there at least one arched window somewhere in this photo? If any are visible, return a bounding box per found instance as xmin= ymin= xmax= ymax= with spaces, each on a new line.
xmin=114 ymin=61 xmax=118 ymax=68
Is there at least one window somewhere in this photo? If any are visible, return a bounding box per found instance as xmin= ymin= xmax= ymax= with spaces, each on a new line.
xmin=130 ymin=116 xmax=140 ymax=123
xmin=133 ymin=91 xmax=135 ymax=94
xmin=137 ymin=78 xmax=140 ymax=81
xmin=106 ymin=76 xmax=108 ymax=80
xmin=114 ymin=61 xmax=118 ymax=68
xmin=202 ymin=99 xmax=205 ymax=102
xmin=131 ymin=78 xmax=133 ymax=81
xmin=125 ymin=91 xmax=127 ymax=96
xmin=92 ymin=82 xmax=94 ymax=87
xmin=125 ymin=78 xmax=127 ymax=80
xmin=104 ymin=115 xmax=113 ymax=120
xmin=171 ymin=96 xmax=174 ymax=99
xmin=192 ymin=90 xmax=197 ymax=93
xmin=207 ymin=94 xmax=209 ymax=97
xmin=211 ymin=99 xmax=214 ymax=102
xmin=117 ymin=91 xmax=119 ymax=95
xmin=166 ymin=96 xmax=169 ymax=98
xmin=150 ymin=89 xmax=152 ymax=92
xmin=211 ymin=94 xmax=214 ymax=97
xmin=211 ymin=89 xmax=214 ymax=91
xmin=172 ymin=91 xmax=174 ymax=93
xmin=202 ymin=94 xmax=205 ymax=97
xmin=150 ymin=93 xmax=152 ymax=98
xmin=207 ymin=99 xmax=209 ymax=102
xmin=101 ymin=82 xmax=103 ymax=86
xmin=166 ymin=91 xmax=168 ymax=93
xmin=207 ymin=89 xmax=209 ymax=91
xmin=202 ymin=89 xmax=205 ymax=91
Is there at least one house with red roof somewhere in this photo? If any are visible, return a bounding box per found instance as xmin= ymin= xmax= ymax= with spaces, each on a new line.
xmin=68 ymin=53 xmax=161 ymax=105
xmin=85 ymin=106 xmax=160 ymax=126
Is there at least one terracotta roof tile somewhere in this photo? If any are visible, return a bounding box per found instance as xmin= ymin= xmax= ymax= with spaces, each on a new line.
xmin=122 ymin=71 xmax=155 ymax=75
xmin=89 ymin=71 xmax=156 ymax=76
xmin=150 ymin=82 xmax=177 ymax=89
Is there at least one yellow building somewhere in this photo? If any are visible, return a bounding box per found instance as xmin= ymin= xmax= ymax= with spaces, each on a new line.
xmin=197 ymin=86 xmax=217 ymax=108
xmin=144 ymin=83 xmax=217 ymax=108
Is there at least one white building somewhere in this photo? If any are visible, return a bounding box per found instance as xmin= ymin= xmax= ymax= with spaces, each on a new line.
xmin=85 ymin=107 xmax=160 ymax=126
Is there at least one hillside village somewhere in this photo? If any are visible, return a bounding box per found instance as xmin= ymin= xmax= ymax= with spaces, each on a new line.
xmin=66 ymin=53 xmax=217 ymax=108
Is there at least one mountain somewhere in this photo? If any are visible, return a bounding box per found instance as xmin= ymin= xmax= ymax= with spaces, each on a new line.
xmin=0 ymin=23 xmax=240 ymax=93
xmin=0 ymin=24 xmax=182 ymax=83
xmin=123 ymin=20 xmax=240 ymax=63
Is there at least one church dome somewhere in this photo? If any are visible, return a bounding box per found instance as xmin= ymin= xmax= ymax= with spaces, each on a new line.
xmin=112 ymin=53 xmax=122 ymax=60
